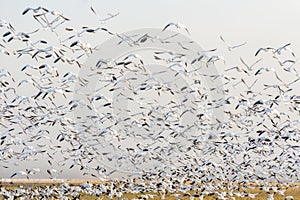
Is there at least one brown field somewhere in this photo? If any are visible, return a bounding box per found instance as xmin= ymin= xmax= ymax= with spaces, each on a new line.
xmin=1 ymin=179 xmax=300 ymax=199
xmin=0 ymin=179 xmax=108 ymax=186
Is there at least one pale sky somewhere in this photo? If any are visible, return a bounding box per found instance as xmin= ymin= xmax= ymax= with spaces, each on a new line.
xmin=1 ymin=0 xmax=300 ymax=52
xmin=0 ymin=0 xmax=300 ymax=179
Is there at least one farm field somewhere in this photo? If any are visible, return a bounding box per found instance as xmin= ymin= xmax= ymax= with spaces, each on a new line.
xmin=0 ymin=180 xmax=300 ymax=199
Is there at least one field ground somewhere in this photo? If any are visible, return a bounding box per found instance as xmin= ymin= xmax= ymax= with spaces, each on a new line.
xmin=0 ymin=179 xmax=300 ymax=199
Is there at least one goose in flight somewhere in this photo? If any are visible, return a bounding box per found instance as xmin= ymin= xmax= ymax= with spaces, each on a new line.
xmin=22 ymin=6 xmax=49 ymax=15
xmin=220 ymin=35 xmax=247 ymax=51
xmin=162 ymin=22 xmax=190 ymax=35
xmin=90 ymin=6 xmax=120 ymax=24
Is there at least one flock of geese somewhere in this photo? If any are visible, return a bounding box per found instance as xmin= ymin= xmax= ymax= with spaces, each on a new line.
xmin=0 ymin=5 xmax=300 ymax=199
xmin=0 ymin=180 xmax=298 ymax=199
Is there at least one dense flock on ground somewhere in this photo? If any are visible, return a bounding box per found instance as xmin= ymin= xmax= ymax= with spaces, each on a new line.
xmin=0 ymin=5 xmax=300 ymax=199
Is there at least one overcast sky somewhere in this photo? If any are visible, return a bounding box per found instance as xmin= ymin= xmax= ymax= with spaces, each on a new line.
xmin=1 ymin=0 xmax=300 ymax=179
xmin=1 ymin=0 xmax=300 ymax=52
